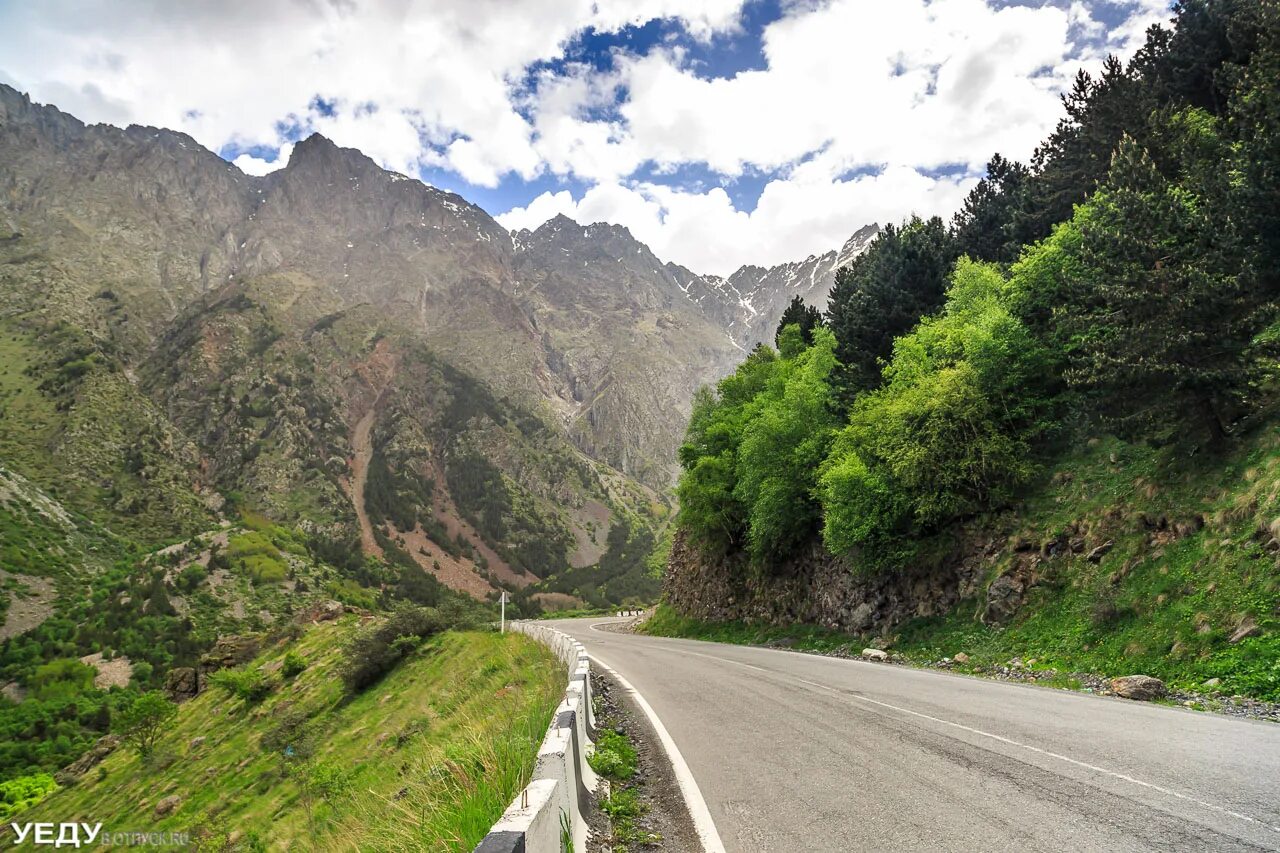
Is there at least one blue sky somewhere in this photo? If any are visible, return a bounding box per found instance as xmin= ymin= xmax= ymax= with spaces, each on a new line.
xmin=0 ymin=0 xmax=1172 ymax=274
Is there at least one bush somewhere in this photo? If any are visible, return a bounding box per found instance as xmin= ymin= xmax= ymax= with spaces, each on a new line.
xmin=819 ymin=260 xmax=1057 ymax=553
xmin=339 ymin=607 xmax=449 ymax=693
xmin=0 ymin=773 xmax=58 ymax=820
xmin=281 ymin=652 xmax=307 ymax=679
xmin=208 ymin=667 xmax=274 ymax=703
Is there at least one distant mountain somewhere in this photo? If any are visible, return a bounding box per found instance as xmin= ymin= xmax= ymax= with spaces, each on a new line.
xmin=674 ymin=223 xmax=880 ymax=349
xmin=0 ymin=82 xmax=874 ymax=601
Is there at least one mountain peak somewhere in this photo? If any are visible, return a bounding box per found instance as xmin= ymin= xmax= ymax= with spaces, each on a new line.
xmin=285 ymin=133 xmax=376 ymax=176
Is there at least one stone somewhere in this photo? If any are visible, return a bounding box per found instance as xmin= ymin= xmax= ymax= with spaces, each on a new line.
xmin=199 ymin=635 xmax=259 ymax=680
xmin=861 ymin=648 xmax=888 ymax=662
xmin=1086 ymin=541 xmax=1114 ymax=563
xmin=54 ymin=735 xmax=120 ymax=785
xmin=953 ymin=652 xmax=970 ymax=664
xmin=982 ymin=571 xmax=1027 ymax=625
xmin=1110 ymin=675 xmax=1166 ymax=701
xmin=164 ymin=666 xmax=200 ymax=702
xmin=154 ymin=795 xmax=182 ymax=816
xmin=189 ymin=736 xmax=206 ymax=749
xmin=848 ymin=601 xmax=875 ymax=632
xmin=296 ymin=599 xmax=345 ymax=624
xmin=1203 ymin=677 xmax=1222 ymax=689
xmin=1229 ymin=616 xmax=1260 ymax=644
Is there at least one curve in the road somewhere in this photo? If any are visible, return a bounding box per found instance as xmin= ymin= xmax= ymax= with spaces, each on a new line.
xmin=555 ymin=616 xmax=1280 ymax=853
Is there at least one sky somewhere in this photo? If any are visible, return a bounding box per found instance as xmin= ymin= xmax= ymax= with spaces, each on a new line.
xmin=0 ymin=0 xmax=1172 ymax=276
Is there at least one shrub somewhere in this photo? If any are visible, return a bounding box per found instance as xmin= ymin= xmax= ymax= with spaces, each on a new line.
xmin=208 ymin=667 xmax=274 ymax=703
xmin=339 ymin=607 xmax=449 ymax=693
xmin=819 ymin=260 xmax=1057 ymax=553
xmin=587 ymin=729 xmax=637 ymax=780
xmin=281 ymin=652 xmax=307 ymax=679
xmin=0 ymin=773 xmax=58 ymax=820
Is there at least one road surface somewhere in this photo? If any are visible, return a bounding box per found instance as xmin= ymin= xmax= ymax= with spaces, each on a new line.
xmin=543 ymin=616 xmax=1280 ymax=852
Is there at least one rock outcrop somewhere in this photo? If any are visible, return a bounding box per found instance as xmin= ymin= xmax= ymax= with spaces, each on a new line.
xmin=662 ymin=530 xmax=986 ymax=637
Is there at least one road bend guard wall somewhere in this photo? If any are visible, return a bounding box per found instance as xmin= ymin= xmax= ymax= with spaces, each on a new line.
xmin=473 ymin=623 xmax=598 ymax=853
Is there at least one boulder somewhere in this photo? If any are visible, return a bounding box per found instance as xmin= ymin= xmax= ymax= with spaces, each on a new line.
xmin=1110 ymin=675 xmax=1166 ymax=701
xmin=848 ymin=601 xmax=875 ymax=632
xmin=1229 ymin=616 xmax=1260 ymax=644
xmin=1086 ymin=541 xmax=1115 ymax=563
xmin=296 ymin=599 xmax=345 ymax=624
xmin=861 ymin=648 xmax=888 ymax=662
xmin=154 ymin=795 xmax=182 ymax=817
xmin=54 ymin=735 xmax=120 ymax=785
xmin=982 ymin=572 xmax=1027 ymax=625
xmin=953 ymin=652 xmax=970 ymax=664
xmin=164 ymin=666 xmax=200 ymax=702
xmin=199 ymin=635 xmax=259 ymax=674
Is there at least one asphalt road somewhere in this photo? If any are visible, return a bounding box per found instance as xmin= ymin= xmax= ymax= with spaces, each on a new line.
xmin=543 ymin=616 xmax=1280 ymax=852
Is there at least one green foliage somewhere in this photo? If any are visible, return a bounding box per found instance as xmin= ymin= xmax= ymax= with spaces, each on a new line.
xmin=675 ymin=331 xmax=843 ymax=567
xmin=676 ymin=347 xmax=776 ymax=552
xmin=951 ymin=153 xmax=1033 ymax=263
xmin=446 ymin=449 xmax=572 ymax=576
xmin=339 ymin=606 xmax=450 ymax=693
xmin=826 ymin=216 xmax=959 ymax=402
xmin=281 ymin=652 xmax=307 ymax=679
xmin=112 ymin=691 xmax=177 ymax=758
xmin=540 ymin=518 xmax=660 ymax=607
xmin=774 ymin=296 xmax=823 ymax=348
xmin=28 ymin=659 xmax=97 ymax=702
xmin=209 ymin=667 xmax=274 ymax=704
xmin=820 ymin=260 xmax=1058 ymax=552
xmin=1028 ymin=118 xmax=1274 ymax=442
xmin=0 ymin=772 xmax=58 ymax=820
xmin=733 ymin=328 xmax=840 ymax=566
xmin=587 ymin=729 xmax=637 ymax=780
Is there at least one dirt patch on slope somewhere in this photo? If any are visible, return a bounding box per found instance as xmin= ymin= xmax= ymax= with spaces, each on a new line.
xmin=343 ymin=339 xmax=399 ymax=561
xmin=389 ymin=523 xmax=493 ymax=599
xmin=0 ymin=570 xmax=56 ymax=641
xmin=78 ymin=652 xmax=133 ymax=689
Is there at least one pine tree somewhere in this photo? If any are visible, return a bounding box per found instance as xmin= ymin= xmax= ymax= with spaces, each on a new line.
xmin=774 ymin=295 xmax=823 ymax=348
xmin=951 ymin=153 xmax=1031 ymax=263
xmin=1060 ymin=131 xmax=1267 ymax=442
xmin=825 ymin=217 xmax=958 ymax=404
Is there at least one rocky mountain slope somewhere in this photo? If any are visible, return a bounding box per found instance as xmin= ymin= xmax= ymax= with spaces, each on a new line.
xmin=675 ymin=224 xmax=879 ymax=349
xmin=0 ymin=83 xmax=875 ymax=603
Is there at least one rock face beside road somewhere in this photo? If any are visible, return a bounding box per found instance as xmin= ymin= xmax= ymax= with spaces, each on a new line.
xmin=662 ymin=529 xmax=986 ymax=637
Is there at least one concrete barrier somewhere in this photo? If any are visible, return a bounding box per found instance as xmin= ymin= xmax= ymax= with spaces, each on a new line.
xmin=473 ymin=622 xmax=598 ymax=853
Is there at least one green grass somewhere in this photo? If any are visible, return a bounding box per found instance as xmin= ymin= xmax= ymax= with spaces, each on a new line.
xmin=648 ymin=428 xmax=1280 ymax=701
xmin=27 ymin=619 xmax=565 ymax=851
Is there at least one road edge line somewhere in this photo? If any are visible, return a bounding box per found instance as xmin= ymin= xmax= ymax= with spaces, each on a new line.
xmin=589 ymin=653 xmax=728 ymax=853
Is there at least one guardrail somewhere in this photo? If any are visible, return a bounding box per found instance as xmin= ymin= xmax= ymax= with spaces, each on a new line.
xmin=474 ymin=622 xmax=597 ymax=853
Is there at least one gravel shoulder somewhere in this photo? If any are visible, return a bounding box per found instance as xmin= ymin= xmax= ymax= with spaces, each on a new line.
xmin=586 ymin=668 xmax=702 ymax=852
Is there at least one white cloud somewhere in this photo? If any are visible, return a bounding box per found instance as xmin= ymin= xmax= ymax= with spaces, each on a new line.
xmin=0 ymin=0 xmax=747 ymax=186
xmin=0 ymin=0 xmax=1174 ymax=273
xmin=499 ymin=165 xmax=976 ymax=276
xmin=232 ymin=143 xmax=294 ymax=177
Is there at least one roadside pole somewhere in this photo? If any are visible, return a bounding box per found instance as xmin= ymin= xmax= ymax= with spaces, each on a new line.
xmin=500 ymin=590 xmax=506 ymax=633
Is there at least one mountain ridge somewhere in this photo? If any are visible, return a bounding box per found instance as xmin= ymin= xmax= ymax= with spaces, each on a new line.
xmin=0 ymin=81 xmax=876 ymax=603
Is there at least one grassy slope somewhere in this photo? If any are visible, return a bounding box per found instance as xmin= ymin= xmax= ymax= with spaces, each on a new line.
xmin=29 ymin=619 xmax=563 ymax=851
xmin=648 ymin=427 xmax=1280 ymax=701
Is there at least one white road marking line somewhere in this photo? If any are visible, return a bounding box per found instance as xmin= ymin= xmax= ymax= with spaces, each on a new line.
xmin=588 ymin=652 xmax=728 ymax=853
xmin=686 ymin=646 xmax=1280 ymax=835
